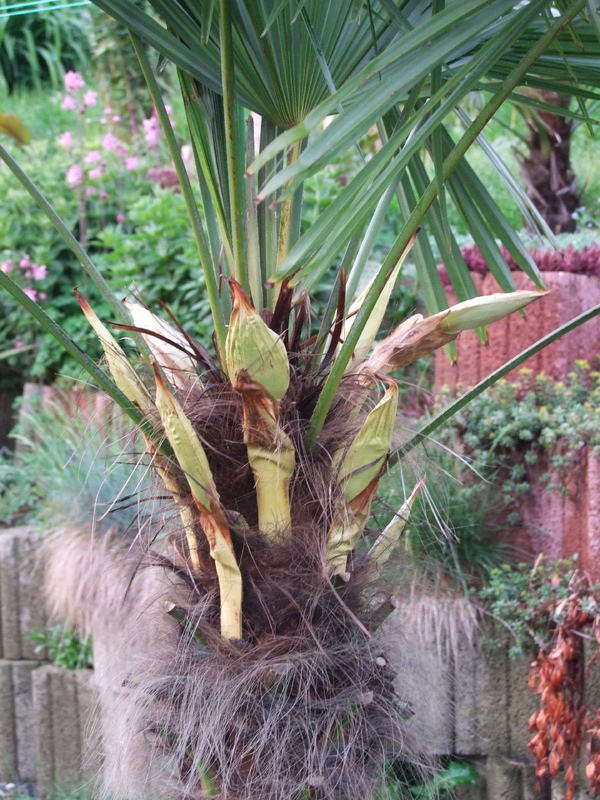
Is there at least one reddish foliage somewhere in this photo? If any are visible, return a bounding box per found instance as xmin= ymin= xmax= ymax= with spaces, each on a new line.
xmin=439 ymin=244 xmax=600 ymax=286
xmin=527 ymin=571 xmax=600 ymax=799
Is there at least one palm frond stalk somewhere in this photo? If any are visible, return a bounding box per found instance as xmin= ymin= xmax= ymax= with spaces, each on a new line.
xmin=2 ymin=2 xmax=600 ymax=799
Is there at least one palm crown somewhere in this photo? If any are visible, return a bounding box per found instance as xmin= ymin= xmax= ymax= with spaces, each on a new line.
xmin=0 ymin=1 xmax=599 ymax=798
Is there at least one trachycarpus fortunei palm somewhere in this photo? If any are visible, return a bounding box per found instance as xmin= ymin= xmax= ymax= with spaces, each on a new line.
xmin=78 ymin=274 xmax=542 ymax=641
xmin=1 ymin=1 xmax=600 ymax=797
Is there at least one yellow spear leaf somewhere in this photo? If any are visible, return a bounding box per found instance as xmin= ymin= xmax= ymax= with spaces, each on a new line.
xmin=338 ymin=381 xmax=399 ymax=501
xmin=361 ymin=290 xmax=546 ymax=377
xmin=326 ymin=382 xmax=398 ymax=575
xmin=154 ymin=366 xmax=242 ymax=640
xmin=225 ymin=281 xmax=289 ymax=401
xmin=435 ymin=290 xmax=545 ymax=334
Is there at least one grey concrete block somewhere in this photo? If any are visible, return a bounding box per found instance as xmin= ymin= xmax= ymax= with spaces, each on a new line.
xmin=51 ymin=667 xmax=83 ymax=792
xmin=507 ymin=651 xmax=536 ymax=758
xmin=0 ymin=659 xmax=17 ymax=780
xmin=0 ymin=532 xmax=22 ymax=660
xmin=485 ymin=757 xmax=522 ymax=800
xmin=0 ymin=526 xmax=47 ymax=661
xmin=12 ymin=661 xmax=40 ymax=782
xmin=74 ymin=669 xmax=101 ymax=793
xmin=454 ymin=626 xmax=510 ymax=756
xmin=0 ymin=660 xmax=40 ymax=782
xmin=382 ymin=607 xmax=454 ymax=754
xmin=520 ymin=764 xmax=538 ymax=800
xmin=33 ymin=665 xmax=99 ymax=797
xmin=32 ymin=665 xmax=54 ymax=796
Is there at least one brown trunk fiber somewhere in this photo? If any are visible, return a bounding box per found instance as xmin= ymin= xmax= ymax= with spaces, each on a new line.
xmin=517 ymin=92 xmax=580 ymax=234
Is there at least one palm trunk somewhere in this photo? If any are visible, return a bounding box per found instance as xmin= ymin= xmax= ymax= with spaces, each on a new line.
xmin=517 ymin=91 xmax=580 ymax=234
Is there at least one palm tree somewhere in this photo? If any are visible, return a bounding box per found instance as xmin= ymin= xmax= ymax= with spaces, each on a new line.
xmin=515 ymin=90 xmax=580 ymax=233
xmin=1 ymin=2 xmax=600 ymax=798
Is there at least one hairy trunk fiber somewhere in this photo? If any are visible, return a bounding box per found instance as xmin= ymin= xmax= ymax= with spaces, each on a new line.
xmin=517 ymin=92 xmax=580 ymax=234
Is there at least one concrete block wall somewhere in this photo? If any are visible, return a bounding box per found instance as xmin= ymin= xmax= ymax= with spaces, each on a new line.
xmin=0 ymin=525 xmax=97 ymax=797
xmin=32 ymin=666 xmax=99 ymax=797
xmin=0 ymin=525 xmax=47 ymax=660
xmin=384 ymin=606 xmax=600 ymax=800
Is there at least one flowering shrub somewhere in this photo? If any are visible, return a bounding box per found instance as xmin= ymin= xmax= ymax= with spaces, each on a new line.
xmin=0 ymin=72 xmax=188 ymax=390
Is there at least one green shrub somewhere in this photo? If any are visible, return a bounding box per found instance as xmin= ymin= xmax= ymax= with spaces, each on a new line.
xmin=447 ymin=360 xmax=600 ymax=503
xmin=31 ymin=624 xmax=93 ymax=670
xmin=480 ymin=556 xmax=600 ymax=657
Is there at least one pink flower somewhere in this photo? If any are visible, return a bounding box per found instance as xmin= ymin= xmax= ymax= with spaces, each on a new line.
xmin=143 ymin=116 xmax=161 ymax=148
xmin=101 ymin=132 xmax=119 ymax=152
xmin=66 ymin=164 xmax=84 ymax=189
xmin=112 ymin=114 xmax=121 ymax=122
xmin=58 ymin=131 xmax=74 ymax=148
xmin=125 ymin=156 xmax=139 ymax=171
xmin=23 ymin=287 xmax=37 ymax=301
xmin=85 ymin=186 xmax=95 ymax=197
xmin=38 ymin=292 xmax=47 ymax=301
xmin=0 ymin=260 xmax=13 ymax=274
xmin=64 ymin=71 xmax=85 ymax=93
xmin=116 ymin=213 xmax=125 ymax=224
xmin=14 ymin=339 xmax=23 ymax=350
xmin=100 ymin=117 xmax=107 ymax=124
xmin=19 ymin=254 xmax=31 ymax=269
xmin=83 ymin=90 xmax=98 ymax=107
xmin=88 ymin=166 xmax=105 ymax=180
xmin=100 ymin=191 xmax=108 ymax=200
xmin=61 ymin=95 xmax=76 ymax=111
xmin=103 ymin=106 xmax=113 ymax=115
xmin=116 ymin=145 xmax=127 ymax=158
xmin=84 ymin=150 xmax=102 ymax=164
xmin=31 ymin=264 xmax=47 ymax=281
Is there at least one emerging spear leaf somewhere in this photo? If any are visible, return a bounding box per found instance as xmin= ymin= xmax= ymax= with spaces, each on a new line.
xmin=327 ymin=381 xmax=399 ymax=575
xmin=154 ymin=367 xmax=242 ymax=640
xmin=435 ymin=289 xmax=545 ymax=334
xmin=361 ymin=289 xmax=546 ymax=376
xmin=367 ymin=480 xmax=425 ymax=569
xmin=225 ymin=281 xmax=290 ymax=400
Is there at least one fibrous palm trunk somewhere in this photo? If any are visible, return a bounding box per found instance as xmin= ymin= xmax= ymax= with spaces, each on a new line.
xmin=517 ymin=91 xmax=580 ymax=234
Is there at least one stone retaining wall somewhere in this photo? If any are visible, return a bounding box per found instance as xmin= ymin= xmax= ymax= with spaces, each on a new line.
xmin=0 ymin=526 xmax=98 ymax=797
xmin=3 ymin=522 xmax=600 ymax=798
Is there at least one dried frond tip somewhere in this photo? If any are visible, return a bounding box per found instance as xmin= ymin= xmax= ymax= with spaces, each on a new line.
xmin=75 ymin=289 xmax=153 ymax=413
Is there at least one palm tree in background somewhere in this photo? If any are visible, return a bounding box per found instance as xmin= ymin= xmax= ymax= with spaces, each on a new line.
xmin=1 ymin=1 xmax=600 ymax=798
